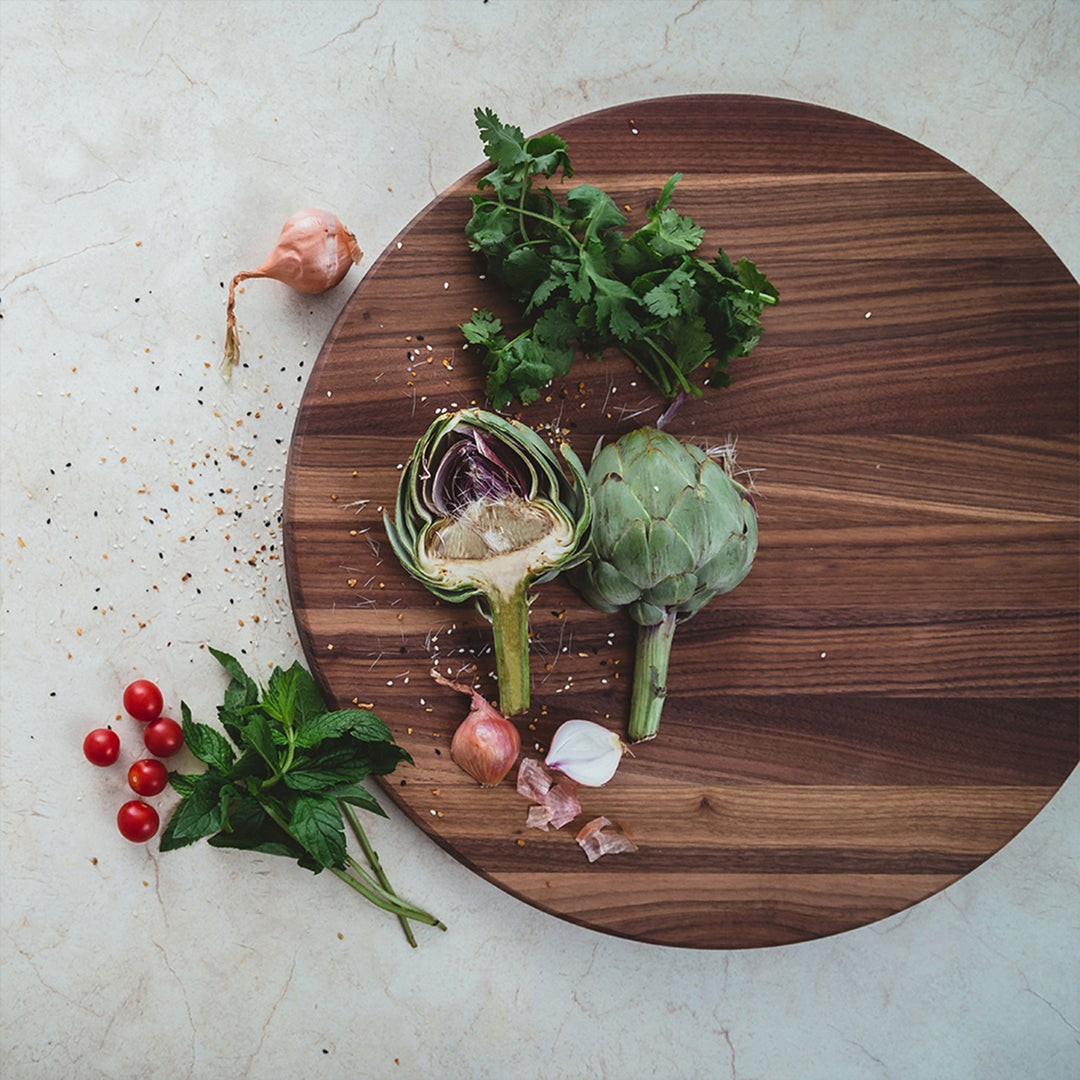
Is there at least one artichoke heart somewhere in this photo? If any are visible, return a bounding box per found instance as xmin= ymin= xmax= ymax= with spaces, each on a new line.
xmin=420 ymin=495 xmax=577 ymax=598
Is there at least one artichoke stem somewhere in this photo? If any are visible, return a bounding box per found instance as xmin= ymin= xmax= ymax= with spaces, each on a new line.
xmin=489 ymin=584 xmax=530 ymax=716
xmin=628 ymin=609 xmax=678 ymax=742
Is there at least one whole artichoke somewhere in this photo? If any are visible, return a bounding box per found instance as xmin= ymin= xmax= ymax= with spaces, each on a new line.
xmin=385 ymin=408 xmax=590 ymax=716
xmin=573 ymin=427 xmax=757 ymax=741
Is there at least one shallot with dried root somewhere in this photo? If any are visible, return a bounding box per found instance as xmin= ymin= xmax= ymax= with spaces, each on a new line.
xmin=431 ymin=669 xmax=521 ymax=787
xmin=222 ymin=209 xmax=363 ymax=379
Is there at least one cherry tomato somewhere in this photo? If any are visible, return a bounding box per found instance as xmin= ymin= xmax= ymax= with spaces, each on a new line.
xmin=143 ymin=717 xmax=184 ymax=757
xmin=128 ymin=758 xmax=169 ymax=796
xmin=83 ymin=728 xmax=121 ymax=766
xmin=123 ymin=679 xmax=164 ymax=723
xmin=117 ymin=800 xmax=159 ymax=842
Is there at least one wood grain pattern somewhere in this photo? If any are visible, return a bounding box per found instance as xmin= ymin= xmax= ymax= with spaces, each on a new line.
xmin=283 ymin=96 xmax=1078 ymax=948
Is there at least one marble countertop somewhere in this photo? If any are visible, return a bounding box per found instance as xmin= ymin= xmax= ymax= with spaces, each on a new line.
xmin=2 ymin=2 xmax=1077 ymax=1078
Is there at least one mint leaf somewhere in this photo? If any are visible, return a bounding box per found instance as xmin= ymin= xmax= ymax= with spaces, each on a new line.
xmin=160 ymin=774 xmax=227 ymax=851
xmin=168 ymin=772 xmax=200 ymax=798
xmin=282 ymin=746 xmax=371 ymax=792
xmin=333 ymin=784 xmax=388 ymax=818
xmin=207 ymin=797 xmax=319 ymax=870
xmin=209 ymin=646 xmax=259 ymax=710
xmin=181 ymin=705 xmax=236 ymax=773
xmin=288 ymin=794 xmax=347 ymax=869
xmin=240 ymin=713 xmax=280 ymax=773
xmin=156 ymin=647 xmax=440 ymax=943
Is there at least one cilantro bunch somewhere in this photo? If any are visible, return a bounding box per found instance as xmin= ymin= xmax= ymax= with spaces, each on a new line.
xmin=160 ymin=648 xmax=444 ymax=946
xmin=461 ymin=107 xmax=779 ymax=414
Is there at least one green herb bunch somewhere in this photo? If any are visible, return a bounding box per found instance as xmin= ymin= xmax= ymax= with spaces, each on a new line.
xmin=461 ymin=107 xmax=779 ymax=413
xmin=160 ymin=648 xmax=444 ymax=945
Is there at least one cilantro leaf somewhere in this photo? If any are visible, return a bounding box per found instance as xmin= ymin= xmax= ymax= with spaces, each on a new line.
xmin=462 ymin=109 xmax=778 ymax=410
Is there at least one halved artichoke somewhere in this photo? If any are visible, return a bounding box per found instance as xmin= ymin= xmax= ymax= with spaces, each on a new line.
xmin=385 ymin=409 xmax=590 ymax=715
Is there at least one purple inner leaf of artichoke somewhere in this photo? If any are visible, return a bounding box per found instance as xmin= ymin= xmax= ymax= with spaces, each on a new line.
xmin=428 ymin=428 xmax=531 ymax=517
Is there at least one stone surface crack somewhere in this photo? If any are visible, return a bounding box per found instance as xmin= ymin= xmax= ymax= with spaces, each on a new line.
xmin=306 ymin=2 xmax=383 ymax=54
xmin=1 ymin=239 xmax=125 ymax=291
xmin=242 ymin=952 xmax=298 ymax=1075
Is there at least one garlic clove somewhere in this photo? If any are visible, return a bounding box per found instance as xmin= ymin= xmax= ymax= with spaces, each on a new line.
xmin=544 ymin=719 xmax=626 ymax=787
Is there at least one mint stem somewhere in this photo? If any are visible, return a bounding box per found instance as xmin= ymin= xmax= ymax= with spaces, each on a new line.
xmin=341 ymin=802 xmax=416 ymax=947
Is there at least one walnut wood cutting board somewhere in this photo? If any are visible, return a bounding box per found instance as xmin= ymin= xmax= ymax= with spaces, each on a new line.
xmin=283 ymin=96 xmax=1078 ymax=949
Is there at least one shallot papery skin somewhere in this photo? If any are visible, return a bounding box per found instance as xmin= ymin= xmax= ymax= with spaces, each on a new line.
xmin=516 ymin=758 xmax=582 ymax=831
xmin=222 ymin=209 xmax=363 ymax=379
xmin=575 ymin=817 xmax=639 ymax=862
xmin=544 ymin=719 xmax=625 ymax=786
xmin=516 ymin=756 xmax=552 ymax=803
xmin=431 ymin=669 xmax=520 ymax=787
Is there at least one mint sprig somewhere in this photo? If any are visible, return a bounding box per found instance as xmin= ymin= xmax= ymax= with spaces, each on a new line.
xmin=160 ymin=647 xmax=444 ymax=946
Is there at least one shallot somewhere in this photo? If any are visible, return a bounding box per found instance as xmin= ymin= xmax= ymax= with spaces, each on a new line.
xmin=222 ymin=209 xmax=363 ymax=379
xmin=431 ymin=669 xmax=520 ymax=787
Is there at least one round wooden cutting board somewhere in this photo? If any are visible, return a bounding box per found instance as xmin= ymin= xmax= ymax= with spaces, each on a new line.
xmin=283 ymin=96 xmax=1078 ymax=948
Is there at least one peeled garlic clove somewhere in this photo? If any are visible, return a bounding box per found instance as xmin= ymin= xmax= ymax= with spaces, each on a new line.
xmin=544 ymin=719 xmax=625 ymax=787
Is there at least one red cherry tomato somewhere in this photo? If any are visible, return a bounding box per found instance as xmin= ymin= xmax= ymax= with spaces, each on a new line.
xmin=128 ymin=758 xmax=169 ymax=796
xmin=144 ymin=717 xmax=184 ymax=758
xmin=123 ymin=679 xmax=164 ymax=723
xmin=83 ymin=728 xmax=121 ymax=766
xmin=117 ymin=800 xmax=159 ymax=842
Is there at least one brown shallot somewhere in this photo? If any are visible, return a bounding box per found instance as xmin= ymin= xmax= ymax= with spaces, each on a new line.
xmin=223 ymin=209 xmax=363 ymax=379
xmin=431 ymin=669 xmax=520 ymax=787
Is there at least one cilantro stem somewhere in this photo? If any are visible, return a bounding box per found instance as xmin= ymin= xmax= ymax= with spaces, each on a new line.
xmin=474 ymin=198 xmax=583 ymax=254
